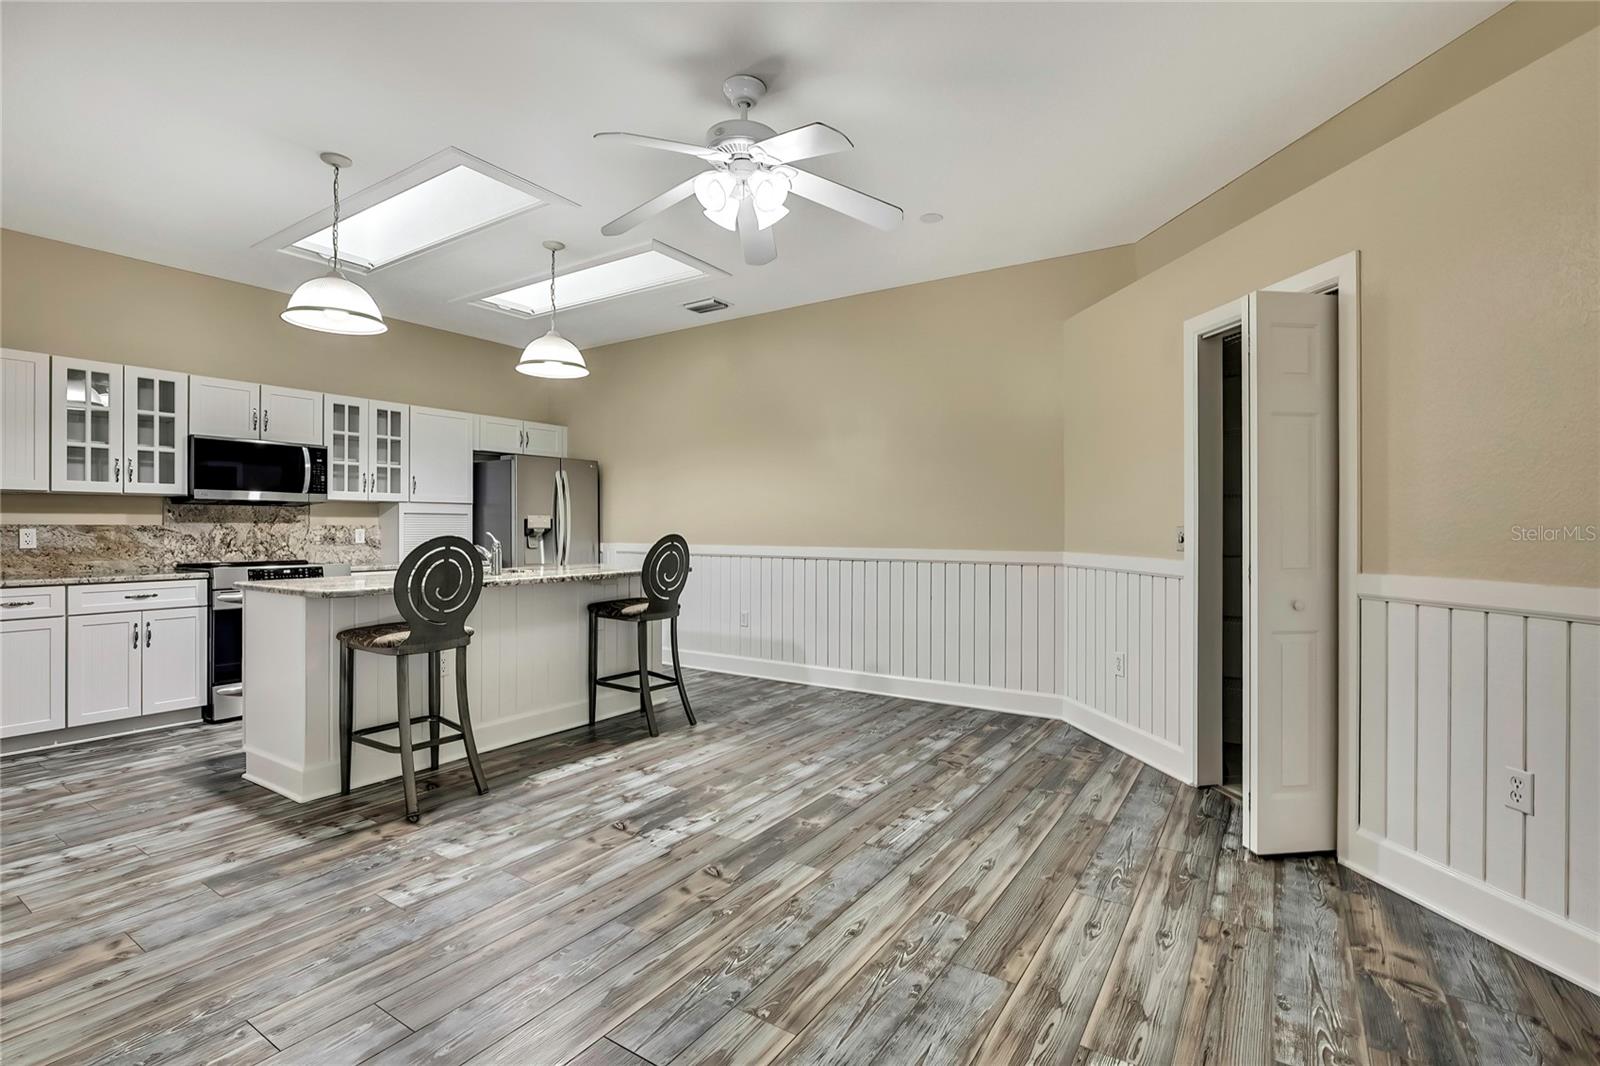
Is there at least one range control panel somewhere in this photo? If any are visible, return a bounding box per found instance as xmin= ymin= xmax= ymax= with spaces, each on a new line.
xmin=246 ymin=565 xmax=327 ymax=582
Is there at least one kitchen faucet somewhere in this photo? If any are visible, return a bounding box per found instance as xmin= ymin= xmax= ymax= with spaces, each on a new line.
xmin=477 ymin=532 xmax=503 ymax=576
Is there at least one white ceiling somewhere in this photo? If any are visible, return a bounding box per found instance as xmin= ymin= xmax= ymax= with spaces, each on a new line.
xmin=2 ymin=2 xmax=1500 ymax=350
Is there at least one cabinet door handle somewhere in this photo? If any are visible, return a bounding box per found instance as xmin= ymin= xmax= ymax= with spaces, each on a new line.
xmin=132 ymin=622 xmax=139 ymax=650
xmin=114 ymin=458 xmax=121 ymax=482
xmin=252 ymin=407 xmax=259 ymax=431
xmin=124 ymin=592 xmax=159 ymax=600
xmin=263 ymin=408 xmax=270 ymax=433
xmin=412 ymin=475 xmax=417 ymax=495
xmin=1 ymin=600 xmax=35 ymax=609
xmin=145 ymin=621 xmax=153 ymax=648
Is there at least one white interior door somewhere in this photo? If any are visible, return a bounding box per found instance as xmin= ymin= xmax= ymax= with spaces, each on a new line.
xmin=1247 ymin=290 xmax=1338 ymax=854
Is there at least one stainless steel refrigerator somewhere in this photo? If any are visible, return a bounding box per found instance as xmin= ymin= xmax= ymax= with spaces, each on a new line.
xmin=472 ymin=455 xmax=600 ymax=567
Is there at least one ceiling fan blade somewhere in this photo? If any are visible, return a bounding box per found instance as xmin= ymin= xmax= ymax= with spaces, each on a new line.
xmin=600 ymin=176 xmax=699 ymax=237
xmin=787 ymin=169 xmax=903 ymax=231
xmin=593 ymin=131 xmax=722 ymax=161
xmin=753 ymin=122 xmax=853 ymax=164
xmin=737 ymin=197 xmax=777 ymax=266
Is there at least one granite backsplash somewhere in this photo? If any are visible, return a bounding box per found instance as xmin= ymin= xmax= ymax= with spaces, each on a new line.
xmin=0 ymin=501 xmax=384 ymax=580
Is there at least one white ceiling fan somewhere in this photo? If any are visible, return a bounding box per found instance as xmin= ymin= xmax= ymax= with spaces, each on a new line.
xmin=596 ymin=74 xmax=903 ymax=266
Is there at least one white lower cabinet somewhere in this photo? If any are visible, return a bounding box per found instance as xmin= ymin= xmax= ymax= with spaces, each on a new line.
xmin=1 ymin=616 xmax=66 ymax=737
xmin=141 ymin=607 xmax=206 ymax=715
xmin=64 ymin=581 xmax=209 ymax=727
xmin=68 ymin=610 xmax=144 ymax=725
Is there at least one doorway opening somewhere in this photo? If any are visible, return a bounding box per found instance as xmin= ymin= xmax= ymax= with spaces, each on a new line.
xmin=1187 ymin=276 xmax=1346 ymax=855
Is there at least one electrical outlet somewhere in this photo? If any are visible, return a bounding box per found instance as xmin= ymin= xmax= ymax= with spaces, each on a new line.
xmin=353 ymin=527 xmax=366 ymax=545
xmin=739 ymin=611 xmax=750 ymax=628
xmin=1175 ymin=525 xmax=1185 ymax=553
xmin=1504 ymin=767 xmax=1534 ymax=815
xmin=18 ymin=528 xmax=37 ymax=550
xmin=1113 ymin=652 xmax=1127 ymax=678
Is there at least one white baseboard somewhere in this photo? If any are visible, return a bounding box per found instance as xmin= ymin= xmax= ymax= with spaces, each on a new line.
xmin=1 ymin=707 xmax=204 ymax=756
xmin=1344 ymin=828 xmax=1600 ymax=995
xmin=679 ymin=649 xmax=1190 ymax=784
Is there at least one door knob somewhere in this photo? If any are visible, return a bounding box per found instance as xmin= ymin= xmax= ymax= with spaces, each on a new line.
xmin=1291 ymin=599 xmax=1305 ymax=611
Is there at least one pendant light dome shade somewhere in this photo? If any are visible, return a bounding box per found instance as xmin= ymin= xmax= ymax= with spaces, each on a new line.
xmin=516 ymin=327 xmax=589 ymax=378
xmin=515 ymin=240 xmax=588 ymax=378
xmin=282 ymin=272 xmax=387 ymax=335
xmin=282 ymin=152 xmax=387 ymax=336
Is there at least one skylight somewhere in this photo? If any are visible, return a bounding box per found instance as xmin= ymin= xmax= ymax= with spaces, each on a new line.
xmin=260 ymin=148 xmax=574 ymax=272
xmin=474 ymin=244 xmax=725 ymax=318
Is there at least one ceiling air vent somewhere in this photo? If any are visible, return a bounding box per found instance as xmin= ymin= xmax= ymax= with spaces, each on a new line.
xmin=684 ymin=297 xmax=730 ymax=315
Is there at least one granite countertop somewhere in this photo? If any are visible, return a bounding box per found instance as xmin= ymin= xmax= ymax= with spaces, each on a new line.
xmin=0 ymin=570 xmax=199 ymax=589
xmin=236 ymin=564 xmax=638 ymax=599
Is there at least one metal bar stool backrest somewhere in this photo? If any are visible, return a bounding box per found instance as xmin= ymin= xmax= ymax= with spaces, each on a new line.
xmin=640 ymin=534 xmax=691 ymax=613
xmin=394 ymin=536 xmax=484 ymax=644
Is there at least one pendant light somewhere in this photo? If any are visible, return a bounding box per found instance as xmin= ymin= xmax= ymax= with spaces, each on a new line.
xmin=515 ymin=241 xmax=589 ymax=379
xmin=281 ymin=152 xmax=387 ymax=336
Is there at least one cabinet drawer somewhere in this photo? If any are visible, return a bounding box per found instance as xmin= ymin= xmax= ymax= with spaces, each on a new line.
xmin=68 ymin=580 xmax=206 ymax=615
xmin=0 ymin=585 xmax=65 ymax=620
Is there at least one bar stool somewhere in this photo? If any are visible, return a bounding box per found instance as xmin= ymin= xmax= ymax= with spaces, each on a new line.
xmin=588 ymin=534 xmax=696 ymax=738
xmin=338 ymin=535 xmax=489 ymax=823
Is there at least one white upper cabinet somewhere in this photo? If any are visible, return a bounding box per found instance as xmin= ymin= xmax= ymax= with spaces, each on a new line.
xmin=475 ymin=414 xmax=525 ymax=455
xmin=51 ymin=356 xmax=125 ymax=494
xmin=190 ymin=376 xmax=260 ymax=439
xmin=1 ymin=349 xmax=51 ymax=491
xmin=261 ymin=384 xmax=322 ymax=445
xmin=326 ymin=395 xmax=409 ymax=502
xmin=409 ymin=406 xmax=473 ymax=504
xmin=473 ymin=414 xmax=567 ymax=458
xmin=122 ymin=366 xmax=188 ymax=496
xmin=191 ymin=377 xmax=322 ymax=443
xmin=523 ymin=421 xmax=566 ymax=458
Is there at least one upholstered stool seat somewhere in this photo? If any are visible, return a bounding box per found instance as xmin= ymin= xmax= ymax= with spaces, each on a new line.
xmin=588 ymin=535 xmax=697 ymax=738
xmin=339 ymin=621 xmax=475 ymax=653
xmin=336 ymin=536 xmax=488 ymax=823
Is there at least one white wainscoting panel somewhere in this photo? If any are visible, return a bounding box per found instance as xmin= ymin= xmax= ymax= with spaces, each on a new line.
xmin=1350 ymin=579 xmax=1600 ymax=993
xmin=606 ymin=544 xmax=1190 ymax=780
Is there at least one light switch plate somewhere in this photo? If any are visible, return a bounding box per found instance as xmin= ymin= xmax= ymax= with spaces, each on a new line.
xmin=1504 ymin=766 xmax=1534 ymax=815
xmin=18 ymin=528 xmax=37 ymax=550
xmin=353 ymin=527 xmax=366 ymax=544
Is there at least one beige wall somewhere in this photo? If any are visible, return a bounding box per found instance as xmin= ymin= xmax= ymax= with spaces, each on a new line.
xmin=1132 ymin=2 xmax=1600 ymax=277
xmin=0 ymin=230 xmax=536 ymax=524
xmin=544 ymin=246 xmax=1136 ymax=551
xmin=1063 ymin=27 xmax=1599 ymax=586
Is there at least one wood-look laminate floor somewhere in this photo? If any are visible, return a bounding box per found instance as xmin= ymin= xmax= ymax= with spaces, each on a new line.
xmin=2 ymin=672 xmax=1597 ymax=1066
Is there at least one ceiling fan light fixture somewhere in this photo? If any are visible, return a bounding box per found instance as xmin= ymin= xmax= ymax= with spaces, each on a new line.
xmin=754 ymin=203 xmax=788 ymax=231
xmin=282 ymin=152 xmax=387 ymax=336
xmin=703 ymin=200 xmax=741 ymax=231
xmin=694 ymin=170 xmax=736 ymax=213
xmin=750 ymin=169 xmax=790 ymax=212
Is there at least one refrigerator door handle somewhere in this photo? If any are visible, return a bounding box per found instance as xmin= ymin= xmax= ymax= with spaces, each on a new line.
xmin=554 ymin=469 xmax=567 ymax=567
xmin=560 ymin=469 xmax=572 ymax=566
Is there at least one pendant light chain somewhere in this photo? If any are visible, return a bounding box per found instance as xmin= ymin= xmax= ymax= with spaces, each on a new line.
xmin=330 ymin=163 xmax=342 ymax=275
xmin=548 ymin=244 xmax=559 ymax=329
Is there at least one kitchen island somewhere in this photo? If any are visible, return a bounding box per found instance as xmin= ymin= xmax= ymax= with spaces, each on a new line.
xmin=237 ymin=564 xmax=655 ymax=801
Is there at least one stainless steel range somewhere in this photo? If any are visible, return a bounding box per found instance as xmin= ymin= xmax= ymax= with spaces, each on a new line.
xmin=176 ymin=559 xmax=352 ymax=721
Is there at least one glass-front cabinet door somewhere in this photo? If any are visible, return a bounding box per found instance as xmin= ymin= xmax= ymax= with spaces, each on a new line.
xmin=324 ymin=394 xmax=367 ymax=500
xmin=368 ymin=402 xmax=408 ymax=502
xmin=51 ymin=356 xmax=124 ymax=493
xmin=123 ymin=367 xmax=188 ymax=495
xmin=323 ymin=395 xmax=410 ymax=502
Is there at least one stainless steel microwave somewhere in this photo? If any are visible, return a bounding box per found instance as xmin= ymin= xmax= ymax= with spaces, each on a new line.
xmin=187 ymin=435 xmax=328 ymax=503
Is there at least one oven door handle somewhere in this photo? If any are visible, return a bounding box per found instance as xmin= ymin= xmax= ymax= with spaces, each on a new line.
xmin=215 ymin=591 xmax=245 ymax=604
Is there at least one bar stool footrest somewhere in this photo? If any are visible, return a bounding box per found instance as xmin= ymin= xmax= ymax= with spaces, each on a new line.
xmin=351 ymin=714 xmax=467 ymax=755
